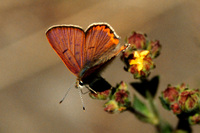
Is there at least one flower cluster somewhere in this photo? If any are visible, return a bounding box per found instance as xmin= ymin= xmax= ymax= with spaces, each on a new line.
xmin=160 ymin=83 xmax=200 ymax=125
xmin=121 ymin=31 xmax=161 ymax=79
xmin=104 ymin=81 xmax=130 ymax=113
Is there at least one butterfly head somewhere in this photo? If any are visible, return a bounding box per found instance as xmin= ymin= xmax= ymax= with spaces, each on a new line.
xmin=75 ymin=79 xmax=84 ymax=88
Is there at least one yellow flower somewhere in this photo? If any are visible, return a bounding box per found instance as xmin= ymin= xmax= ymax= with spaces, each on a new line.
xmin=129 ymin=50 xmax=150 ymax=71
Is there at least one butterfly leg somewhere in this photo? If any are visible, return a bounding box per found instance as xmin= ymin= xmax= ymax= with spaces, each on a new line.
xmin=85 ymin=85 xmax=97 ymax=94
xmin=80 ymin=88 xmax=90 ymax=94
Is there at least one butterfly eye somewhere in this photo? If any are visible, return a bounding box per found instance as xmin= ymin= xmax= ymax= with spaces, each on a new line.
xmin=79 ymin=81 xmax=84 ymax=86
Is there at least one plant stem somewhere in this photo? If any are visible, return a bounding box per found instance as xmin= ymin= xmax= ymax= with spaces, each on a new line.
xmin=146 ymin=89 xmax=161 ymax=132
xmin=176 ymin=117 xmax=192 ymax=133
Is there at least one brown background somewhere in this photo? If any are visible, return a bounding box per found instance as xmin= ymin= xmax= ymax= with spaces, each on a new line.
xmin=0 ymin=0 xmax=200 ymax=133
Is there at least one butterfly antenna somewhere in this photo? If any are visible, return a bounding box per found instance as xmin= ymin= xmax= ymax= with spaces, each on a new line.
xmin=78 ymin=88 xmax=86 ymax=111
xmin=122 ymin=43 xmax=130 ymax=52
xmin=59 ymin=82 xmax=75 ymax=104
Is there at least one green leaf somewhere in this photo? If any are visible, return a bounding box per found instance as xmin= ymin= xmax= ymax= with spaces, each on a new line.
xmin=133 ymin=95 xmax=149 ymax=114
xmin=173 ymin=130 xmax=189 ymax=133
xmin=159 ymin=121 xmax=173 ymax=133
xmin=132 ymin=95 xmax=158 ymax=124
xmin=159 ymin=96 xmax=171 ymax=110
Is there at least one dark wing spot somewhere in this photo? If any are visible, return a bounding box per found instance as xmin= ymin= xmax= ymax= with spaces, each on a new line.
xmin=75 ymin=52 xmax=80 ymax=55
xmin=63 ymin=49 xmax=68 ymax=54
xmin=88 ymin=46 xmax=95 ymax=49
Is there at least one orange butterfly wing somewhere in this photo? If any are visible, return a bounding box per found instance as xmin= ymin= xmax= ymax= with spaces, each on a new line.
xmin=78 ymin=23 xmax=121 ymax=78
xmin=46 ymin=23 xmax=123 ymax=80
xmin=46 ymin=26 xmax=85 ymax=76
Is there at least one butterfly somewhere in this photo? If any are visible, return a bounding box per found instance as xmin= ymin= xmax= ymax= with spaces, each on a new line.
xmin=46 ymin=23 xmax=126 ymax=94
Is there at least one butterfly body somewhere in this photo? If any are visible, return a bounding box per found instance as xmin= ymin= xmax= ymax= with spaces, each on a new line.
xmin=46 ymin=23 xmax=125 ymax=90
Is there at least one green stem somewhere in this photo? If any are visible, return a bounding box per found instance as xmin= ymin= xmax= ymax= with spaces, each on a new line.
xmin=146 ymin=89 xmax=173 ymax=133
xmin=139 ymin=78 xmax=161 ymax=132
xmin=146 ymin=89 xmax=161 ymax=132
xmin=146 ymin=90 xmax=159 ymax=117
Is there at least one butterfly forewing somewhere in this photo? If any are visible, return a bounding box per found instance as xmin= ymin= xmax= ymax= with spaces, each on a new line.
xmin=46 ymin=26 xmax=85 ymax=76
xmin=69 ymin=27 xmax=86 ymax=68
xmin=84 ymin=24 xmax=120 ymax=67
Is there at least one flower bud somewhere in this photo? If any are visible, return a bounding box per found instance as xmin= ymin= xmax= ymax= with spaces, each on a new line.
xmin=188 ymin=113 xmax=200 ymax=125
xmin=178 ymin=89 xmax=200 ymax=112
xmin=146 ymin=40 xmax=161 ymax=59
xmin=171 ymin=103 xmax=182 ymax=114
xmin=127 ymin=32 xmax=146 ymax=50
xmin=104 ymin=100 xmax=119 ymax=113
xmin=114 ymin=81 xmax=130 ymax=106
xmin=176 ymin=83 xmax=187 ymax=92
xmin=162 ymin=85 xmax=179 ymax=104
xmin=114 ymin=89 xmax=129 ymax=104
xmin=117 ymin=81 xmax=128 ymax=91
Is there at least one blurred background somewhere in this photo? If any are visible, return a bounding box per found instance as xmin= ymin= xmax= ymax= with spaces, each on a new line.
xmin=0 ymin=0 xmax=200 ymax=133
